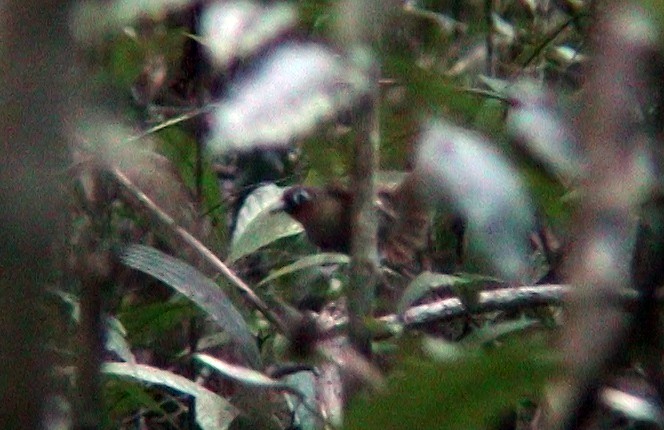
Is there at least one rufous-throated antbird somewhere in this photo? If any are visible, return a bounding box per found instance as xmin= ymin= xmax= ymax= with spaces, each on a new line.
xmin=272 ymin=173 xmax=436 ymax=274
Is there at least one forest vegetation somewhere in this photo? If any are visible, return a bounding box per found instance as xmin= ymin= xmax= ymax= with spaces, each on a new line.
xmin=3 ymin=1 xmax=664 ymax=429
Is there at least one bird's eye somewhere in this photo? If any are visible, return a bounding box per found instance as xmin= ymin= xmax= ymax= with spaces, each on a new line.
xmin=290 ymin=188 xmax=311 ymax=206
xmin=282 ymin=187 xmax=313 ymax=213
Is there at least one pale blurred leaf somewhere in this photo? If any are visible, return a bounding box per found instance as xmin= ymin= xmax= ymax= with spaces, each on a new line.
xmin=478 ymin=75 xmax=510 ymax=95
xmin=492 ymin=13 xmax=515 ymax=41
xmin=506 ymin=79 xmax=582 ymax=179
xmin=201 ymin=1 xmax=296 ymax=68
xmin=233 ymin=184 xmax=287 ymax=244
xmin=207 ymin=43 xmax=368 ymax=152
xmin=547 ymin=45 xmax=587 ymax=67
xmin=600 ymin=388 xmax=664 ymax=426
xmin=417 ymin=120 xmax=535 ymax=280
xmin=106 ymin=316 xmax=136 ymax=364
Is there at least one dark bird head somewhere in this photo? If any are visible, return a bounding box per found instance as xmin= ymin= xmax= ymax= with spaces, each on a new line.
xmin=273 ymin=185 xmax=353 ymax=253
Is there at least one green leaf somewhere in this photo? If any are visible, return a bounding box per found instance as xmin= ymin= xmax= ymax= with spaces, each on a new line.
xmin=104 ymin=362 xmax=237 ymax=430
xmin=118 ymin=299 xmax=198 ymax=346
xmin=232 ymin=184 xmax=287 ymax=244
xmin=105 ymin=378 xmax=166 ymax=424
xmin=229 ymin=210 xmax=304 ymax=263
xmin=156 ymin=126 xmax=228 ymax=246
xmin=345 ymin=341 xmax=557 ymax=430
xmin=120 ymin=245 xmax=261 ymax=368
xmin=384 ymin=52 xmax=483 ymax=121
xmin=257 ymin=253 xmax=350 ymax=287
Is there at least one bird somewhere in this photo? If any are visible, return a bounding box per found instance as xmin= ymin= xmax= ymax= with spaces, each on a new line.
xmin=272 ymin=173 xmax=434 ymax=274
xmin=276 ymin=185 xmax=353 ymax=253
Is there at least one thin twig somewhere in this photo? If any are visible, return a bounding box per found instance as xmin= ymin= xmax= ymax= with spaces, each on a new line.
xmin=128 ymin=107 xmax=207 ymax=141
xmin=520 ymin=15 xmax=578 ymax=71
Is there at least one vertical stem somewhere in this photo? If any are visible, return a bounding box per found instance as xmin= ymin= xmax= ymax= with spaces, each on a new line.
xmin=0 ymin=0 xmax=73 ymax=427
xmin=336 ymin=0 xmax=397 ymax=357
xmin=76 ymin=268 xmax=106 ymax=429
xmin=348 ymin=63 xmax=381 ymax=356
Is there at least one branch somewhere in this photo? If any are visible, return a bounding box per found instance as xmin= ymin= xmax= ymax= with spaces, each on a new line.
xmin=323 ymin=284 xmax=586 ymax=337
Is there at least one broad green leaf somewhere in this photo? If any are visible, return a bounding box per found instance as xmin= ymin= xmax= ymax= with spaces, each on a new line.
xmin=105 ymin=378 xmax=166 ymax=421
xmin=120 ymin=245 xmax=261 ymax=368
xmin=104 ymin=362 xmax=237 ymax=430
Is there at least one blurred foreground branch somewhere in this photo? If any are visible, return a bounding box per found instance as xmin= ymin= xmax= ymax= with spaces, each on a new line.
xmin=538 ymin=4 xmax=660 ymax=429
xmin=0 ymin=0 xmax=74 ymax=427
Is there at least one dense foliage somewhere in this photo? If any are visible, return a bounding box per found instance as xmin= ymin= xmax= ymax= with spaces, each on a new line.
xmin=32 ymin=0 xmax=664 ymax=429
